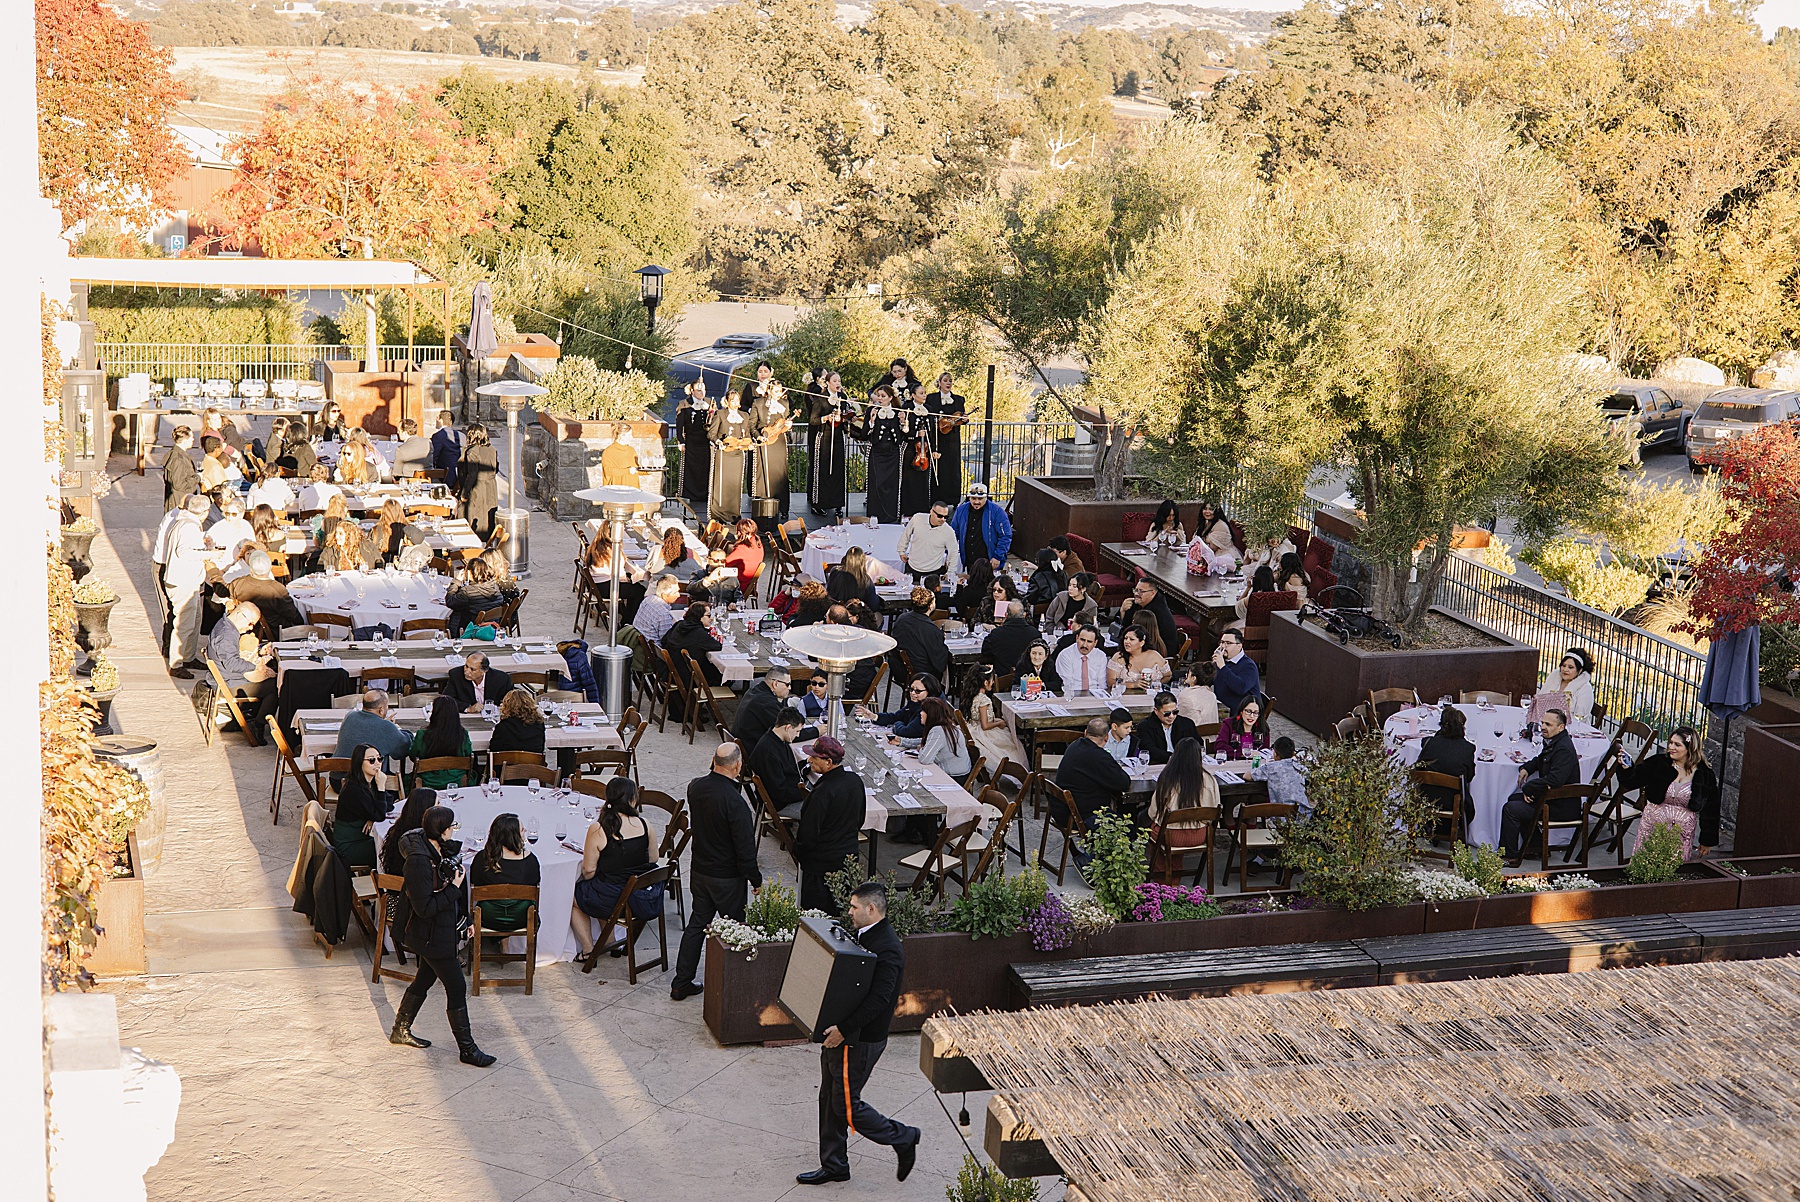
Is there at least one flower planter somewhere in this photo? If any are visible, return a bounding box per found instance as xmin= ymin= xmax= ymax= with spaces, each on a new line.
xmin=61 ymin=529 xmax=97 ymax=582
xmin=1010 ymin=475 xmax=1167 ymax=567
xmin=90 ymin=832 xmax=145 ymax=977
xmin=73 ymin=599 xmax=117 ymax=656
xmin=1715 ymin=855 xmax=1800 ymax=909
xmin=1420 ymin=863 xmax=1742 ymax=932
xmin=1264 ymin=607 xmax=1540 ymax=735
xmin=702 ymin=900 xmax=1430 ymax=1046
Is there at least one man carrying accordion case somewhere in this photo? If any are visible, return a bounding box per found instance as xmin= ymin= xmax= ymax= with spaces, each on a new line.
xmin=779 ymin=885 xmax=922 ymax=1186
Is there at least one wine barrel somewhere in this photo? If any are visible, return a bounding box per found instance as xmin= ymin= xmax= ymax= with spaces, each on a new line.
xmin=1048 ymin=438 xmax=1096 ymax=477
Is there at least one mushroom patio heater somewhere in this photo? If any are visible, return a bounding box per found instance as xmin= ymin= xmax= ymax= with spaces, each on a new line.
xmin=779 ymin=624 xmax=896 ymax=742
xmin=572 ymin=484 xmax=663 ymax=720
xmin=476 ymin=379 xmax=548 ymax=579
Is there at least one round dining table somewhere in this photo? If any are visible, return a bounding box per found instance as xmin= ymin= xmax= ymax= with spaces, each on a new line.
xmin=1384 ymin=703 xmax=1611 ymax=849
xmin=800 ymin=522 xmax=904 ymax=581
xmin=375 ymin=784 xmax=617 ymax=965
xmin=288 ymin=568 xmax=451 ymax=631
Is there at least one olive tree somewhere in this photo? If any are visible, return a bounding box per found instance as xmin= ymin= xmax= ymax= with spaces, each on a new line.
xmin=1086 ymin=107 xmax=1625 ymax=633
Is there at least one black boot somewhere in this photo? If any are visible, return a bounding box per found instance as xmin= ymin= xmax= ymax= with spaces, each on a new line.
xmin=448 ymin=1006 xmax=495 ymax=1068
xmin=388 ymin=990 xmax=431 ymax=1048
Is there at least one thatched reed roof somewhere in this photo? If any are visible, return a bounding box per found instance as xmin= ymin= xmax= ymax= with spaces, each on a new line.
xmin=924 ymin=958 xmax=1800 ymax=1201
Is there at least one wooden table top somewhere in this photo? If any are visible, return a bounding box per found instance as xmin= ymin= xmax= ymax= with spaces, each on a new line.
xmin=1100 ymin=542 xmax=1244 ymax=616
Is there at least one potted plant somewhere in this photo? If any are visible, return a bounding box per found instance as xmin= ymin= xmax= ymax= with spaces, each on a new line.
xmin=1281 ymin=733 xmax=1432 ymax=911
xmin=1715 ymin=854 xmax=1800 ymax=909
xmin=60 ymin=514 xmax=98 ymax=582
xmin=71 ymin=578 xmax=119 ymax=658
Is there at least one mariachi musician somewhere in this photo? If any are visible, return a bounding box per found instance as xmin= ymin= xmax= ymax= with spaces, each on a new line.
xmin=927 ymin=372 xmax=967 ymax=505
xmin=749 ymin=378 xmax=793 ymax=520
xmin=808 ymin=370 xmax=850 ymax=520
xmin=857 ymin=383 xmax=905 ymax=525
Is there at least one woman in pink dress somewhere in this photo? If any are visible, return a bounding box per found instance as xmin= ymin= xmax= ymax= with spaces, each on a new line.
xmin=1621 ymin=726 xmax=1720 ymax=861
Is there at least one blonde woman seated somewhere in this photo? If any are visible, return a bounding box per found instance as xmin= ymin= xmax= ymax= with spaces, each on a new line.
xmin=335 ymin=435 xmax=371 ymax=486
xmin=1246 ymin=532 xmax=1297 ymax=574
xmin=320 ymin=519 xmax=369 ymax=572
xmin=1108 ymin=624 xmax=1171 ymax=693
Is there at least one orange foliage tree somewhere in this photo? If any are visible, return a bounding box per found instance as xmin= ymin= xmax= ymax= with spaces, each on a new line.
xmin=219 ymin=77 xmax=510 ymax=261
xmin=36 ymin=0 xmax=185 ymax=233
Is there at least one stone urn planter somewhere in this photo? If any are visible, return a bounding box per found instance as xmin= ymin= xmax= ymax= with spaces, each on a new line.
xmin=60 ymin=526 xmax=97 ymax=583
xmin=73 ymin=598 xmax=118 ymax=657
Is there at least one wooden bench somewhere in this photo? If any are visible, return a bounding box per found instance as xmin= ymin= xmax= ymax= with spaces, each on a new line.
xmin=1676 ymin=904 xmax=1800 ymax=961
xmin=1008 ymin=941 xmax=1378 ymax=1008
xmin=1358 ymin=915 xmax=1703 ymax=984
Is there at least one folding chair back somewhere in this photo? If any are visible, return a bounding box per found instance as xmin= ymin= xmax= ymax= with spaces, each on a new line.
xmin=469 ymin=884 xmax=539 ymax=995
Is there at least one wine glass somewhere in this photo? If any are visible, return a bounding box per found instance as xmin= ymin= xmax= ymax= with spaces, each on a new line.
xmin=553 ymin=816 xmax=566 ymax=842
xmin=525 ymin=817 xmax=539 ymax=846
xmin=527 ymin=776 xmax=540 ymax=798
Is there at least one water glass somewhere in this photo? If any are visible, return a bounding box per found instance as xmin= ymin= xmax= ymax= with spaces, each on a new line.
xmin=528 ymin=776 xmax=540 ymax=797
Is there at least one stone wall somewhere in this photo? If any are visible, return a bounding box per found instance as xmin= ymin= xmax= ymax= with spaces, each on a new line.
xmin=531 ymin=417 xmax=668 ymax=521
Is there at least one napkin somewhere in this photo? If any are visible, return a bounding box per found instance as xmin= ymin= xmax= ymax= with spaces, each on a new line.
xmin=381 ymin=655 xmax=400 ymax=667
xmin=893 ymin=794 xmax=921 ymax=809
xmin=443 ymin=654 xmax=464 ymax=666
xmin=511 ymin=652 xmax=530 ymax=664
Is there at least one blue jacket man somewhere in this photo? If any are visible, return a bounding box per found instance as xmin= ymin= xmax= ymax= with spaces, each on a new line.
xmin=429 ymin=417 xmax=464 ymax=490
xmin=949 ymin=483 xmax=1012 ymax=570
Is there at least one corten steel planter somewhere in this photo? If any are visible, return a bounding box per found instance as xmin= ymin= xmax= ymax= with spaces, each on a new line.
xmin=1420 ymin=863 xmax=1742 ymax=932
xmin=1735 ymin=724 xmax=1800 ymax=856
xmin=90 ymin=832 xmax=145 ymax=977
xmin=1715 ymin=855 xmax=1800 ymax=909
xmin=1265 ymin=607 xmax=1540 ymax=735
xmin=1011 ymin=476 xmax=1166 ymax=566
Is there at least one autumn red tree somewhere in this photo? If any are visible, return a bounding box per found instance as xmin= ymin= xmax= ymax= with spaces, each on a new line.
xmin=219 ymin=78 xmax=510 ymax=261
xmin=1684 ymin=425 xmax=1800 ymax=636
xmin=36 ymin=0 xmax=185 ymax=232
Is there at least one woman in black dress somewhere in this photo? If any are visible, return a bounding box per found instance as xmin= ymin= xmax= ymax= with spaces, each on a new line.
xmin=808 ymin=369 xmax=849 ymax=520
xmin=859 ymin=383 xmax=904 ymax=524
xmin=749 ymin=379 xmax=793 ymax=519
xmin=470 ymin=812 xmax=541 ymax=932
xmin=707 ymin=391 xmax=751 ymax=524
xmin=569 ymin=777 xmax=664 ymax=960
xmin=389 ymin=803 xmax=496 ymax=1066
xmin=927 ymin=371 xmax=966 ymax=505
xmin=331 ymin=743 xmax=394 ymax=869
xmin=457 ymin=424 xmax=500 ymax=541
xmin=899 ymin=390 xmax=935 ymax=518
xmin=675 ymin=380 xmax=711 ymax=511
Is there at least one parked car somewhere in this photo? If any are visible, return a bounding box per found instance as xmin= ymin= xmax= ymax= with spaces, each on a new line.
xmin=1600 ymin=382 xmax=1687 ymax=460
xmin=1686 ymin=387 xmax=1800 ymax=471
xmin=662 ymin=333 xmax=779 ymax=415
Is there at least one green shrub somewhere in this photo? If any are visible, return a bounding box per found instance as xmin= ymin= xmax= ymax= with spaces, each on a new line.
xmin=1081 ymin=810 xmax=1148 ymax=920
xmin=539 ymin=356 xmax=662 ymax=422
xmin=1451 ymin=842 xmax=1506 ymax=895
xmin=821 ymin=854 xmax=938 ymax=936
xmin=1626 ymin=821 xmax=1685 ymax=884
xmin=948 ymin=871 xmax=1026 ymax=940
xmin=1281 ymin=734 xmax=1430 ymax=910
xmin=947 ymin=1154 xmax=1039 ymax=1202
xmin=743 ymin=880 xmax=802 ymax=937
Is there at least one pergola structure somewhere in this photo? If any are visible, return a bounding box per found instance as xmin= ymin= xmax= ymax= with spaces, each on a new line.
xmin=921 ymin=958 xmax=1800 ymax=1200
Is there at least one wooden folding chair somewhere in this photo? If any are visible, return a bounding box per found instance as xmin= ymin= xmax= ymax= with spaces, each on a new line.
xmin=1459 ymin=689 xmax=1514 ymax=705
xmin=408 ymin=756 xmax=473 ymax=791
xmin=571 ymin=522 xmax=592 ymax=596
xmin=617 ymin=705 xmax=647 ymax=782
xmin=1035 ymin=781 xmax=1087 ymax=887
xmin=1523 ymin=784 xmax=1595 ymax=871
xmin=1409 ymin=769 xmax=1467 ymax=864
xmin=266 ymin=716 xmax=319 ymax=826
xmin=1029 ymin=730 xmax=1080 ymax=818
xmin=1149 ymin=806 xmax=1219 ymax=889
xmin=1222 ymin=801 xmax=1297 ymax=892
xmin=570 ymin=776 xmax=610 ymax=803
xmin=499 ymin=764 xmax=559 ymax=787
xmin=470 ymin=884 xmax=539 ymax=995
xmin=683 ymin=651 xmax=737 ymax=740
xmin=853 ymin=660 xmax=888 ymax=708
xmin=1367 ymin=688 xmax=1419 ymax=726
xmin=310 ymin=757 xmax=352 ymax=815
xmin=578 ymin=862 xmax=675 ymax=983
xmin=371 ymin=872 xmax=415 ymax=984
xmin=959 ymin=755 xmax=986 ymax=794
xmin=360 ymin=665 xmax=416 ymax=696
xmin=752 ymin=775 xmax=800 ymax=864
xmin=1330 ymin=713 xmax=1367 ymax=742
xmin=509 ymin=670 xmax=550 ymax=691
xmin=885 ymin=649 xmax=915 ymax=709
xmin=571 ymin=749 xmax=631 ymax=781
xmin=960 ymin=788 xmax=1019 ymax=885
xmin=488 ymin=750 xmax=548 ymax=780
xmin=657 ymin=809 xmax=693 ymax=926
xmin=987 ymin=760 xmax=1035 ymax=865
xmin=1583 ymin=737 xmax=1644 ymax=860
xmin=636 ymin=787 xmax=683 ymax=827
xmin=309 ymin=613 xmax=353 ymax=635
xmin=900 ymin=816 xmax=983 ymax=902
xmin=206 ymin=658 xmax=264 ymax=746
xmin=400 ymin=617 xmax=447 ymax=638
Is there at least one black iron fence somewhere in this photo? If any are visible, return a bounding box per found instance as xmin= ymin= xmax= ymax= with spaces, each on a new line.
xmin=1435 ymin=551 xmax=1708 ymax=734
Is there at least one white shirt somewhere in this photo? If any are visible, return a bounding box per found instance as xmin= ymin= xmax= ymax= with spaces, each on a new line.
xmin=206 ymin=516 xmax=255 ymax=556
xmin=1054 ymin=645 xmax=1109 ymax=695
xmin=246 ymin=476 xmax=295 ymax=512
xmin=163 ymin=517 xmax=212 ymax=589
xmin=298 ymin=482 xmax=343 ymax=511
xmin=151 ymin=508 xmax=185 ymax=568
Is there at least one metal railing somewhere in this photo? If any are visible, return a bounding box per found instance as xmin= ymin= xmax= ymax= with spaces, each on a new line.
xmin=658 ymin=419 xmax=1079 ymax=505
xmin=1434 ymin=551 xmax=1709 ymax=734
xmin=95 ymin=343 xmax=448 ymax=382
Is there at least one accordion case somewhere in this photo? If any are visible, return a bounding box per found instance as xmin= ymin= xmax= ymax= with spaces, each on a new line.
xmin=778 ymin=915 xmax=877 ymax=1042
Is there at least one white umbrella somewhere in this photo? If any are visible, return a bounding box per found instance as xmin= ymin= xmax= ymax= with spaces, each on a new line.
xmin=466 ymin=282 xmax=498 ymax=362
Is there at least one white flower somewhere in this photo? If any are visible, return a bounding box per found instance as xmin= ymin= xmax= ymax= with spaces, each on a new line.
xmin=1504 ymin=875 xmax=1558 ymax=893
xmin=1405 ymin=866 xmax=1487 ymax=901
xmin=1554 ymin=874 xmax=1602 ymax=891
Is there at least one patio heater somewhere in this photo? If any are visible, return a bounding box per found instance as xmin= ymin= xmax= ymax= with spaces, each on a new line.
xmin=779 ymin=625 xmax=896 ymax=742
xmin=476 ymin=379 xmax=547 ymax=579
xmin=573 ymin=484 xmax=663 ymax=720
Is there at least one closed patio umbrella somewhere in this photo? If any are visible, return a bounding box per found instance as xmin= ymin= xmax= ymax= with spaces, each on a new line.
xmin=1700 ymin=625 xmax=1762 ymax=718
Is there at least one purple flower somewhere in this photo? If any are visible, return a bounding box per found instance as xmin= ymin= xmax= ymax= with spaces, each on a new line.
xmin=1131 ymin=881 xmax=1213 ymax=923
xmin=1026 ymin=894 xmax=1075 ymax=952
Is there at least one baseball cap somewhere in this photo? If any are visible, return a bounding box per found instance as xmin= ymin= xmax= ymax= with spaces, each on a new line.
xmin=967 ymin=483 xmax=989 ymax=498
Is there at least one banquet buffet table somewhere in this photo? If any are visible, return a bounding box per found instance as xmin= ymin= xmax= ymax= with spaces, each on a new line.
xmin=1384 ymin=702 xmax=1610 ymax=848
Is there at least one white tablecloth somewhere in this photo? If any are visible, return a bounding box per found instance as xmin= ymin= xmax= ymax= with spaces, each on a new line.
xmin=800 ymin=523 xmax=905 ymax=582
xmin=1386 ymin=704 xmax=1609 ymax=848
xmin=375 ymin=784 xmax=604 ymax=964
xmin=288 ymin=569 xmax=450 ymax=630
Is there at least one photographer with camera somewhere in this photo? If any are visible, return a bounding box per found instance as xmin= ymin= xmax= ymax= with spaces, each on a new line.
xmin=388 ymin=804 xmax=495 ymax=1068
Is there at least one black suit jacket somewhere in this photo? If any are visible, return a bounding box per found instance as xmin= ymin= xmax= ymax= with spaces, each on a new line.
xmin=733 ymin=681 xmax=783 ymax=756
xmin=1521 ymin=730 xmax=1582 ymax=818
xmin=749 ymin=729 xmax=805 ymax=814
xmin=687 ymin=771 xmax=763 ymax=886
xmin=797 ymin=765 xmax=865 ymax=874
xmin=442 ymin=665 xmax=513 ymax=710
xmin=1124 ymin=595 xmax=1180 ymax=657
xmin=890 ymin=609 xmax=951 ymax=681
xmin=840 ymin=917 xmax=904 ymax=1044
xmin=163 ymin=447 xmax=200 ymax=510
xmin=1055 ymin=736 xmax=1131 ymax=819
xmin=1130 ymin=713 xmax=1199 ymax=765
xmin=982 ymin=617 xmax=1037 ymax=673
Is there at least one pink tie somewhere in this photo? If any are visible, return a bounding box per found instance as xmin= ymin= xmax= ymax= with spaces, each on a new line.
xmin=1080 ymin=656 xmax=1090 ymax=691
